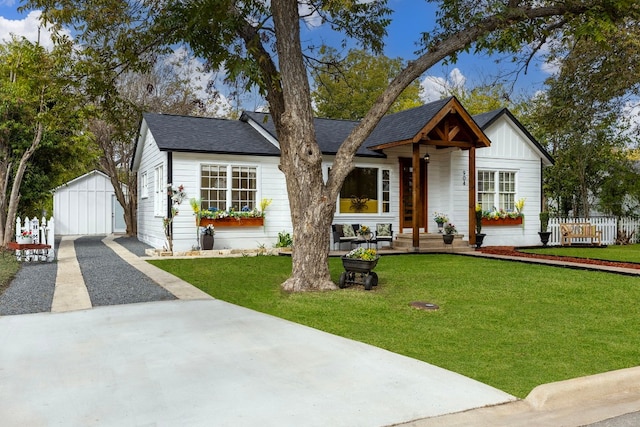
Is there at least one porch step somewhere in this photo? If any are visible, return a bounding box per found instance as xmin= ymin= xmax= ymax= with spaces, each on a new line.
xmin=393 ymin=233 xmax=474 ymax=253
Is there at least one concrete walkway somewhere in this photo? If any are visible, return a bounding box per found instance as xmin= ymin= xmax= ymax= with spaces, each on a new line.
xmin=1 ymin=237 xmax=640 ymax=426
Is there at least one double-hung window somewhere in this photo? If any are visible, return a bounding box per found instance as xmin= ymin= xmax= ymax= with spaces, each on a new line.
xmin=477 ymin=170 xmax=517 ymax=212
xmin=201 ymin=164 xmax=258 ymax=212
xmin=140 ymin=172 xmax=148 ymax=199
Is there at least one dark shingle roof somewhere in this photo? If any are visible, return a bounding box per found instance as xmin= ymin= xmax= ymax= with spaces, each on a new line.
xmin=363 ymin=97 xmax=453 ymax=148
xmin=472 ymin=108 xmax=505 ymax=129
xmin=243 ymin=97 xmax=455 ymax=157
xmin=242 ymin=112 xmax=384 ymax=157
xmin=143 ymin=112 xmax=280 ymax=156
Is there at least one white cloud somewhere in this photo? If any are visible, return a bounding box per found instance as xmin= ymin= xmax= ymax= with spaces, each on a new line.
xmin=623 ymin=99 xmax=640 ymax=136
xmin=419 ymin=68 xmax=466 ymax=102
xmin=299 ymin=0 xmax=323 ymax=28
xmin=0 ymin=10 xmax=69 ymax=50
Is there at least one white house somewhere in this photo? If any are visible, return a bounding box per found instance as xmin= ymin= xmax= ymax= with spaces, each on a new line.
xmin=131 ymin=97 xmax=553 ymax=251
xmin=53 ymin=170 xmax=127 ymax=235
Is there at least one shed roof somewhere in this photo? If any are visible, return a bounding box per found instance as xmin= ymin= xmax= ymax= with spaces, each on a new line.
xmin=51 ymin=170 xmax=117 ymax=193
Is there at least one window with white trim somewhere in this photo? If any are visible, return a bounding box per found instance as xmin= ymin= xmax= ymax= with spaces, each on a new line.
xmin=154 ymin=165 xmax=164 ymax=216
xmin=201 ymin=164 xmax=258 ymax=212
xmin=140 ymin=171 xmax=148 ymax=199
xmin=477 ymin=170 xmax=517 ymax=211
xmin=382 ymin=169 xmax=390 ymax=213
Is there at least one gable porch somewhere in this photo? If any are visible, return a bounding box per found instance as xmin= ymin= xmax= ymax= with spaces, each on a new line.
xmin=368 ymin=97 xmax=490 ymax=250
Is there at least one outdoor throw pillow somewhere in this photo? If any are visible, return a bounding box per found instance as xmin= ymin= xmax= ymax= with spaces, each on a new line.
xmin=343 ymin=224 xmax=356 ymax=237
xmin=377 ymin=223 xmax=391 ymax=236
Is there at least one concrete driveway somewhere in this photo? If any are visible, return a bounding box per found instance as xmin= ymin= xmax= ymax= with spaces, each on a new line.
xmin=0 ymin=299 xmax=514 ymax=426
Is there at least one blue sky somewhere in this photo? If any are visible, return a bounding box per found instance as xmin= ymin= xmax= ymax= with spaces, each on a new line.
xmin=0 ymin=0 xmax=552 ymax=104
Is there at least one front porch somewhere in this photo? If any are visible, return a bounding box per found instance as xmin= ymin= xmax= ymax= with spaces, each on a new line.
xmin=329 ymin=233 xmax=474 ymax=256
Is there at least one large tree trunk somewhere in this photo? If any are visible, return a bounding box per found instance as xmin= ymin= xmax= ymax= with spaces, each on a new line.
xmin=0 ymin=159 xmax=11 ymax=245
xmin=272 ymin=0 xmax=336 ymax=291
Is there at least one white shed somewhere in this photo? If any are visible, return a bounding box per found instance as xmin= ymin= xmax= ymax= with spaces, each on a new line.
xmin=53 ymin=170 xmax=126 ymax=235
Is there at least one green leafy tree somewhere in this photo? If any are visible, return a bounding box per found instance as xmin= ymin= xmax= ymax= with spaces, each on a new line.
xmin=27 ymin=0 xmax=640 ymax=290
xmin=311 ymin=48 xmax=421 ymax=119
xmin=0 ymin=36 xmax=87 ymax=245
xmin=520 ymin=17 xmax=640 ymax=218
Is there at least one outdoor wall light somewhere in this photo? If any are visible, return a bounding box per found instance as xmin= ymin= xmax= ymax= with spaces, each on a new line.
xmin=424 ymin=153 xmax=430 ymax=163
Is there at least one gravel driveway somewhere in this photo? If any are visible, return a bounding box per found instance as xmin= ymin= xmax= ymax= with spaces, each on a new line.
xmin=0 ymin=236 xmax=175 ymax=316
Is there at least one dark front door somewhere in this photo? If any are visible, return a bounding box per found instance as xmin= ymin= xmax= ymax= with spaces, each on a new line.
xmin=399 ymin=157 xmax=428 ymax=231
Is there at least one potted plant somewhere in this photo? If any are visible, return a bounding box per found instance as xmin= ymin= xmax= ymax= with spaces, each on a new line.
xmin=275 ymin=230 xmax=293 ymax=252
xmin=17 ymin=230 xmax=33 ymax=244
xmin=443 ymin=223 xmax=456 ymax=244
xmin=357 ymin=225 xmax=372 ymax=240
xmin=475 ymin=204 xmax=486 ymax=249
xmin=433 ymin=212 xmax=449 ymax=233
xmin=539 ymin=211 xmax=551 ymax=246
xmin=339 ymin=247 xmax=379 ymax=290
xmin=201 ymin=224 xmax=215 ymax=250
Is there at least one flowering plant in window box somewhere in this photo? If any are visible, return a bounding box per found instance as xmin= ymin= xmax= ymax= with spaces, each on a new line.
xmin=198 ymin=198 xmax=271 ymax=227
xmin=480 ymin=198 xmax=525 ymax=226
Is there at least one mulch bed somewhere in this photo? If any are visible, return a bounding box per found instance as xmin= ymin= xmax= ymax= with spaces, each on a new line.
xmin=478 ymin=246 xmax=640 ymax=270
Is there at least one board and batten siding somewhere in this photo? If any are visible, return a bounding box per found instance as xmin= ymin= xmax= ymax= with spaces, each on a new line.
xmin=53 ymin=171 xmax=115 ymax=235
xmin=136 ymin=125 xmax=168 ymax=250
xmin=471 ymin=115 xmax=545 ymax=246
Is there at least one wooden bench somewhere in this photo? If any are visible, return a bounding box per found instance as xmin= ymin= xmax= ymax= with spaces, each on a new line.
xmin=7 ymin=242 xmax=53 ymax=262
xmin=560 ymin=223 xmax=602 ymax=246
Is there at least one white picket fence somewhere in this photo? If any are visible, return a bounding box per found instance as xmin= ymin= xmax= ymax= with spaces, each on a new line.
xmin=548 ymin=217 xmax=640 ymax=246
xmin=14 ymin=216 xmax=56 ymax=261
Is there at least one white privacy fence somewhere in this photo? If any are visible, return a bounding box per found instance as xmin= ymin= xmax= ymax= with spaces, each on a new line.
xmin=548 ymin=217 xmax=640 ymax=246
xmin=14 ymin=216 xmax=56 ymax=261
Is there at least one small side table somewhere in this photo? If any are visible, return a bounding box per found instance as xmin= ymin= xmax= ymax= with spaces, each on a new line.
xmin=353 ymin=236 xmax=377 ymax=249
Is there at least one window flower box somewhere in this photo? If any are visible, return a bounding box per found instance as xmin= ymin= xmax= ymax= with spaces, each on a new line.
xmin=481 ymin=217 xmax=523 ymax=226
xmin=200 ymin=217 xmax=264 ymax=227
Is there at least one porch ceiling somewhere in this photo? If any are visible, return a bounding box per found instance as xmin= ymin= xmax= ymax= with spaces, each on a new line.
xmin=368 ymin=98 xmax=491 ymax=151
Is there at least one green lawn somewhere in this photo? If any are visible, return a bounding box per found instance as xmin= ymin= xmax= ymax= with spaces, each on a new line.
xmin=0 ymin=251 xmax=21 ymax=297
xmin=150 ymin=254 xmax=640 ymax=398
xmin=522 ymin=244 xmax=640 ymax=263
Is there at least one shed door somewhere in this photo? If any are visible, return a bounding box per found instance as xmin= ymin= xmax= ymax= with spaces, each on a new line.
xmin=112 ymin=195 xmax=126 ymax=233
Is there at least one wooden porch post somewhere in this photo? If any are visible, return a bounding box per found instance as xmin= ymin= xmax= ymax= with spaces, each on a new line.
xmin=412 ymin=142 xmax=421 ymax=249
xmin=469 ymin=146 xmax=476 ymax=245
